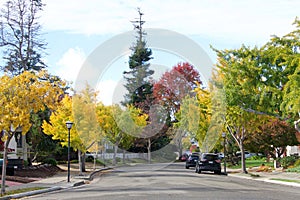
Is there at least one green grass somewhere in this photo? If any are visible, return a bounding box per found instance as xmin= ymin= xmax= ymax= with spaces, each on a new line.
xmin=227 ymin=159 xmax=273 ymax=169
xmin=0 ymin=187 xmax=45 ymax=197
xmin=286 ymin=165 xmax=300 ymax=173
xmin=271 ymin=178 xmax=300 ymax=184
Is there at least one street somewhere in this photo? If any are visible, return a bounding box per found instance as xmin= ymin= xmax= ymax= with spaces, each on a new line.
xmin=26 ymin=162 xmax=300 ymax=200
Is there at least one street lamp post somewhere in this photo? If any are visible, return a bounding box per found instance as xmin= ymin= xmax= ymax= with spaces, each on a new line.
xmin=66 ymin=121 xmax=73 ymax=182
xmin=222 ymin=132 xmax=227 ymax=175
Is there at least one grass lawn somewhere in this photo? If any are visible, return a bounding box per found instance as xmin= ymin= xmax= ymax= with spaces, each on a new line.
xmin=0 ymin=187 xmax=45 ymax=197
xmin=227 ymin=158 xmax=273 ymax=169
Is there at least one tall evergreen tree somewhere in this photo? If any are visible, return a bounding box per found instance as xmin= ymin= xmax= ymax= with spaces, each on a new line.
xmin=123 ymin=8 xmax=154 ymax=113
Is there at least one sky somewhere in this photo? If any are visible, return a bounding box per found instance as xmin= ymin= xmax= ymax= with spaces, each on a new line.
xmin=0 ymin=0 xmax=299 ymax=105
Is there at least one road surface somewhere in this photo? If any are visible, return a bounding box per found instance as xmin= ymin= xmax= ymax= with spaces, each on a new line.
xmin=26 ymin=162 xmax=300 ymax=200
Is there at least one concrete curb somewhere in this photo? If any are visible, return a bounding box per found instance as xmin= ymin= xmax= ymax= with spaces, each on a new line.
xmin=228 ymin=173 xmax=300 ymax=188
xmin=5 ymin=186 xmax=63 ymax=200
xmin=0 ymin=167 xmax=113 ymax=200
xmin=89 ymin=167 xmax=113 ymax=181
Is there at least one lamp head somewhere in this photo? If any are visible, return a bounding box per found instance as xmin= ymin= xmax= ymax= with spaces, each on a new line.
xmin=66 ymin=121 xmax=73 ymax=129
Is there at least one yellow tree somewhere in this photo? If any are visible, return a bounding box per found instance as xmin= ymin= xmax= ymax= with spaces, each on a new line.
xmin=96 ymin=103 xmax=122 ymax=166
xmin=73 ymin=85 xmax=102 ymax=170
xmin=96 ymin=104 xmax=147 ymax=165
xmin=193 ymin=84 xmax=212 ymax=151
xmin=0 ymin=71 xmax=64 ymax=194
xmin=42 ymin=96 xmax=83 ymax=150
xmin=43 ymin=85 xmax=101 ymax=173
xmin=177 ymin=80 xmax=221 ymax=153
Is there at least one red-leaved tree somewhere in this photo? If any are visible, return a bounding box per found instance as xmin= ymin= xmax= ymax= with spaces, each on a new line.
xmin=247 ymin=118 xmax=299 ymax=159
xmin=153 ymin=62 xmax=202 ymax=117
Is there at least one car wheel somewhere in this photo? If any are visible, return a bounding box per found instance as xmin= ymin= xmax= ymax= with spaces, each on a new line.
xmin=198 ymin=170 xmax=201 ymax=174
xmin=185 ymin=166 xmax=189 ymax=169
xmin=214 ymin=170 xmax=221 ymax=174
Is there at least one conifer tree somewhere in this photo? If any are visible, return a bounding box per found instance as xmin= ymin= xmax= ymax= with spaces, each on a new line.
xmin=123 ymin=8 xmax=154 ymax=113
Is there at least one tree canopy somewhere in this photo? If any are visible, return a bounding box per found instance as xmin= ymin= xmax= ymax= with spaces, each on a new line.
xmin=0 ymin=0 xmax=46 ymax=76
xmin=0 ymin=70 xmax=64 ymax=194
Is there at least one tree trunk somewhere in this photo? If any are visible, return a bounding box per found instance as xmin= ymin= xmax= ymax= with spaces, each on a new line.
xmin=147 ymin=138 xmax=151 ymax=164
xmin=78 ymin=150 xmax=83 ymax=176
xmin=294 ymin=119 xmax=300 ymax=132
xmin=240 ymin=144 xmax=247 ymax=174
xmin=123 ymin=149 xmax=126 ymax=164
xmin=113 ymin=143 xmax=118 ymax=166
xmin=1 ymin=134 xmax=12 ymax=195
xmin=93 ymin=153 xmax=96 ymax=170
xmin=82 ymin=153 xmax=86 ymax=172
xmin=177 ymin=130 xmax=183 ymax=159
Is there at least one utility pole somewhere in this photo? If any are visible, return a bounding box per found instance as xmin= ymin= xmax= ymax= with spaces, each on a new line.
xmin=131 ymin=8 xmax=145 ymax=43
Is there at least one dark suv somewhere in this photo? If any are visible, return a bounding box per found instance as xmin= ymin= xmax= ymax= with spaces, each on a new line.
xmin=195 ymin=153 xmax=221 ymax=174
xmin=185 ymin=154 xmax=199 ymax=169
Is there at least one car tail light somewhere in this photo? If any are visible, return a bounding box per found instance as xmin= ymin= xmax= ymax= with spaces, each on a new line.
xmin=215 ymin=159 xmax=221 ymax=163
xmin=201 ymin=159 xmax=207 ymax=162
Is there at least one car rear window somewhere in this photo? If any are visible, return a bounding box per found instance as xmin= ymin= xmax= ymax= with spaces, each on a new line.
xmin=203 ymin=154 xmax=219 ymax=161
xmin=190 ymin=155 xmax=199 ymax=159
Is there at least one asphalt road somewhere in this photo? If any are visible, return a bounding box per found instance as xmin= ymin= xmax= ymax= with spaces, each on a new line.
xmin=26 ymin=162 xmax=300 ymax=200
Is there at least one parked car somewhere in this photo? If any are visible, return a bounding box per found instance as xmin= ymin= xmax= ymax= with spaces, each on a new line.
xmin=179 ymin=153 xmax=189 ymax=162
xmin=236 ymin=151 xmax=257 ymax=159
xmin=217 ymin=153 xmax=224 ymax=159
xmin=185 ymin=154 xmax=199 ymax=169
xmin=86 ymin=152 xmax=97 ymax=160
xmin=195 ymin=153 xmax=221 ymax=174
xmin=0 ymin=158 xmax=23 ymax=176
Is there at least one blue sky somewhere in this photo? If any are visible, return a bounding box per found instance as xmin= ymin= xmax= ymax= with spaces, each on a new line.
xmin=1 ymin=0 xmax=299 ymax=105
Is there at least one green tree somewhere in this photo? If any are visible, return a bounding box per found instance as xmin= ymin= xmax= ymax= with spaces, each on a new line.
xmin=26 ymin=110 xmax=62 ymax=165
xmin=214 ymin=46 xmax=267 ymax=173
xmin=225 ymin=107 xmax=260 ymax=173
xmin=275 ymin=19 xmax=300 ymax=130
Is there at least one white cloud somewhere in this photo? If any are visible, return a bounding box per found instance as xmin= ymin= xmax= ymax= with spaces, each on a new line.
xmin=41 ymin=0 xmax=300 ymax=44
xmin=96 ymin=80 xmax=119 ymax=105
xmin=55 ymin=47 xmax=86 ymax=83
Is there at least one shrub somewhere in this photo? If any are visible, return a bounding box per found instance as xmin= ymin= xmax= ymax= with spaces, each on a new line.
xmin=85 ymin=156 xmax=94 ymax=162
xmin=294 ymin=159 xmax=300 ymax=167
xmin=286 ymin=165 xmax=300 ymax=173
xmin=23 ymin=160 xmax=29 ymax=167
xmin=279 ymin=156 xmax=296 ymax=169
xmin=248 ymin=155 xmax=264 ymax=160
xmin=42 ymin=158 xmax=57 ymax=166
xmin=96 ymin=159 xmax=106 ymax=166
xmin=257 ymin=164 xmax=273 ymax=172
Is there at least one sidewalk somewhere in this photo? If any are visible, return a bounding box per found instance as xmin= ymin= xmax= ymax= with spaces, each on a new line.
xmin=227 ymin=168 xmax=300 ymax=187
xmin=0 ymin=165 xmax=112 ymax=200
